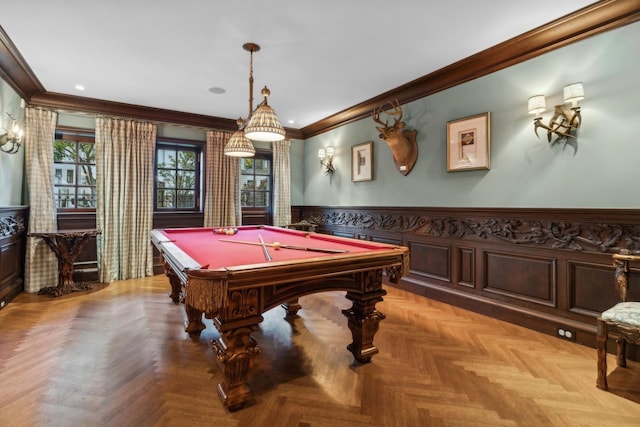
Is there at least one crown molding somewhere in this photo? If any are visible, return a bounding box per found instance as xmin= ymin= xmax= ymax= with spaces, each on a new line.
xmin=300 ymin=0 xmax=640 ymax=138
xmin=27 ymin=91 xmax=304 ymax=138
xmin=0 ymin=25 xmax=44 ymax=99
xmin=2 ymin=1 xmax=638 ymax=140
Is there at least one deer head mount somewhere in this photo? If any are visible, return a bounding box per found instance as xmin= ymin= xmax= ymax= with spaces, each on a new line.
xmin=372 ymin=100 xmax=418 ymax=176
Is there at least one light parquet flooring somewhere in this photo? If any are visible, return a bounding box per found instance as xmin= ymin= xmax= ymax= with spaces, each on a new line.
xmin=1 ymin=275 xmax=639 ymax=427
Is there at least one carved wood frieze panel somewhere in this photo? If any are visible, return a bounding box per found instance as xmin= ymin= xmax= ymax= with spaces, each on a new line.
xmin=0 ymin=214 xmax=25 ymax=237
xmin=305 ymin=209 xmax=640 ymax=254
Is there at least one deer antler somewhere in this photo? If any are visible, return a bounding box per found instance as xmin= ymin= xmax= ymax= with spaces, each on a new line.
xmin=371 ymin=104 xmax=388 ymax=127
xmin=533 ymin=105 xmax=580 ymax=142
xmin=372 ymin=99 xmax=403 ymax=127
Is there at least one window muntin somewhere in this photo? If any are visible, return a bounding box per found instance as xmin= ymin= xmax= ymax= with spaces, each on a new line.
xmin=241 ymin=156 xmax=271 ymax=208
xmin=155 ymin=144 xmax=201 ymax=211
xmin=53 ymin=133 xmax=96 ymax=210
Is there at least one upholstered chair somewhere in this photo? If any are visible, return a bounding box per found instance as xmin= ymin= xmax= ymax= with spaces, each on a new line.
xmin=596 ymin=250 xmax=640 ymax=390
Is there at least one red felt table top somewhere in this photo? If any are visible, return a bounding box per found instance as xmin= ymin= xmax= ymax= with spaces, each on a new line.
xmin=156 ymin=225 xmax=394 ymax=270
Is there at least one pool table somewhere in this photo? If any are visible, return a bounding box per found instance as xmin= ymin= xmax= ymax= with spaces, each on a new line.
xmin=151 ymin=225 xmax=409 ymax=411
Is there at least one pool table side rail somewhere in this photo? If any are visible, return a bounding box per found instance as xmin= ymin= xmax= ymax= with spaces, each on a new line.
xmin=151 ymin=228 xmax=409 ymax=278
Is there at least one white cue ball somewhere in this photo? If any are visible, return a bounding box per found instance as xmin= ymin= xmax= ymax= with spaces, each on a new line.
xmin=272 ymin=242 xmax=281 ymax=250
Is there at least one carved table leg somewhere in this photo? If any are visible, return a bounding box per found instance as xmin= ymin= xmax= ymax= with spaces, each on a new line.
xmin=211 ymin=316 xmax=263 ymax=411
xmin=596 ymin=319 xmax=608 ymax=390
xmin=342 ymin=288 xmax=387 ymax=364
xmin=162 ymin=257 xmax=183 ymax=303
xmin=281 ymin=298 xmax=302 ymax=317
xmin=184 ymin=303 xmax=206 ymax=334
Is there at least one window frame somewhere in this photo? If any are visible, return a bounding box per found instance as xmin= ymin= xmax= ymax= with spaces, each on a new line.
xmin=239 ymin=150 xmax=273 ymax=225
xmin=53 ymin=126 xmax=97 ymax=213
xmin=154 ymin=138 xmax=204 ymax=213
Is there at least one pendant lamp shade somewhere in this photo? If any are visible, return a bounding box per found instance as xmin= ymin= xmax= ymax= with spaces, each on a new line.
xmin=224 ymin=131 xmax=256 ymax=157
xmin=224 ymin=43 xmax=286 ymax=156
xmin=244 ymin=86 xmax=286 ymax=142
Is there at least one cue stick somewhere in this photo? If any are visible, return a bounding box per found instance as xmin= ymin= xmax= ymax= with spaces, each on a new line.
xmin=218 ymin=238 xmax=349 ymax=254
xmin=258 ymin=234 xmax=272 ymax=261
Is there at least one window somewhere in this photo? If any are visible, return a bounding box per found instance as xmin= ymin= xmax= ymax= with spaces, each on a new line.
xmin=240 ymin=156 xmax=272 ymax=208
xmin=53 ymin=130 xmax=96 ymax=210
xmin=155 ymin=143 xmax=201 ymax=211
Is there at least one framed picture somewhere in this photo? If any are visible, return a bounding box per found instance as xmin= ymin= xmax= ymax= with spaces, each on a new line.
xmin=351 ymin=141 xmax=373 ymax=182
xmin=446 ymin=112 xmax=490 ymax=172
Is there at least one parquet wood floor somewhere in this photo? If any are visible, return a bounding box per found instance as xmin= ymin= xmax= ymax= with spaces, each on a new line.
xmin=0 ymin=275 xmax=639 ymax=426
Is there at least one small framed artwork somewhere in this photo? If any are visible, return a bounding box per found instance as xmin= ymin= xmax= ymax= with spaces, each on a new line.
xmin=351 ymin=141 xmax=373 ymax=182
xmin=446 ymin=112 xmax=490 ymax=172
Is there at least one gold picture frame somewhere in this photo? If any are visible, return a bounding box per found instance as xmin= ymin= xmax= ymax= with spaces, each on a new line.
xmin=351 ymin=141 xmax=373 ymax=182
xmin=446 ymin=112 xmax=490 ymax=172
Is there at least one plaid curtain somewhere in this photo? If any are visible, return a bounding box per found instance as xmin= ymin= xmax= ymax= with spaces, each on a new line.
xmin=23 ymin=108 xmax=58 ymax=293
xmin=272 ymin=139 xmax=291 ymax=227
xmin=95 ymin=117 xmax=156 ymax=282
xmin=203 ymin=130 xmax=241 ymax=227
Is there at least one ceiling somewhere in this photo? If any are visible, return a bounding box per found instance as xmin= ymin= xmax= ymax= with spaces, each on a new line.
xmin=1 ymin=1 xmax=596 ymax=130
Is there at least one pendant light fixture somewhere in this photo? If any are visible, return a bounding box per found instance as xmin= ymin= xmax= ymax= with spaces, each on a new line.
xmin=224 ymin=43 xmax=285 ymax=157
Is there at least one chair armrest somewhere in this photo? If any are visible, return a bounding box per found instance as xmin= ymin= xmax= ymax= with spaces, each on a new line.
xmin=612 ymin=251 xmax=640 ymax=302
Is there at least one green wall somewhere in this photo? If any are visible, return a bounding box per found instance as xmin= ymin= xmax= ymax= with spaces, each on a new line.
xmin=302 ymin=21 xmax=640 ymax=208
xmin=4 ymin=21 xmax=638 ymax=210
xmin=0 ymin=79 xmax=25 ymax=205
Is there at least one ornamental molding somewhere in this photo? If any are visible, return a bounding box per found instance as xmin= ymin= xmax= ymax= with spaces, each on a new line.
xmin=306 ymin=210 xmax=640 ymax=254
xmin=0 ymin=214 xmax=25 ymax=237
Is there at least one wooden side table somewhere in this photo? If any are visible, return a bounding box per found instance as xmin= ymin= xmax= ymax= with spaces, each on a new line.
xmin=29 ymin=229 xmax=101 ymax=297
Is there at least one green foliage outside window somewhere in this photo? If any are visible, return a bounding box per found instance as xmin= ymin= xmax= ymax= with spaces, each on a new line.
xmin=156 ymin=147 xmax=198 ymax=209
xmin=53 ymin=138 xmax=96 ymax=209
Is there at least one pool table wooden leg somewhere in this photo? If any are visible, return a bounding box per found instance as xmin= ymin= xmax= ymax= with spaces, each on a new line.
xmin=211 ymin=317 xmax=263 ymax=411
xmin=342 ymin=284 xmax=387 ymax=363
xmin=161 ymin=256 xmax=183 ymax=303
xmin=281 ymin=298 xmax=302 ymax=316
xmin=184 ymin=303 xmax=206 ymax=334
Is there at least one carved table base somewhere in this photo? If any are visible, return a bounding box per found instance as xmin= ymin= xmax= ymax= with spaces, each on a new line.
xmin=342 ymin=289 xmax=387 ymax=363
xmin=211 ymin=317 xmax=263 ymax=411
xmin=30 ymin=229 xmax=100 ymax=298
xmin=37 ymin=282 xmax=92 ymax=297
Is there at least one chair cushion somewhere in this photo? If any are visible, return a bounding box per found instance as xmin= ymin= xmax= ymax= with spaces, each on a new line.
xmin=601 ymin=302 xmax=640 ymax=327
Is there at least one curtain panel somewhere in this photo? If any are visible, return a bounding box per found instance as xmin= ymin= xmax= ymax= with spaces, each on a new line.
xmin=95 ymin=117 xmax=156 ymax=282
xmin=203 ymin=130 xmax=241 ymax=227
xmin=23 ymin=108 xmax=58 ymax=293
xmin=273 ymin=139 xmax=291 ymax=227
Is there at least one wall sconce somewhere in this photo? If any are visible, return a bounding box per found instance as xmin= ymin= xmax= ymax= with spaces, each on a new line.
xmin=528 ymin=82 xmax=583 ymax=144
xmin=318 ymin=146 xmax=335 ymax=176
xmin=0 ymin=113 xmax=24 ymax=154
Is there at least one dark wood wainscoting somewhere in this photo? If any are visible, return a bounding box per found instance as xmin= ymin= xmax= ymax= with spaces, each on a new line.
xmin=294 ymin=206 xmax=640 ymax=359
xmin=57 ymin=212 xmax=99 ymax=283
xmin=0 ymin=206 xmax=28 ymax=309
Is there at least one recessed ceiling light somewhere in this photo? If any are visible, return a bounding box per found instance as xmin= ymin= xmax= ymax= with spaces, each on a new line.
xmin=208 ymin=86 xmax=226 ymax=94
xmin=75 ymin=84 xmax=85 ymax=91
xmin=288 ymin=120 xmax=295 ymax=124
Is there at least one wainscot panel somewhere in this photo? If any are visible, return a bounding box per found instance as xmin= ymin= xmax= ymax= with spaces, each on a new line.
xmin=295 ymin=206 xmax=640 ymax=360
xmin=0 ymin=206 xmax=28 ymax=308
xmin=456 ymin=246 xmax=475 ymax=288
xmin=483 ymin=250 xmax=556 ymax=307
xmin=408 ymin=240 xmax=451 ymax=283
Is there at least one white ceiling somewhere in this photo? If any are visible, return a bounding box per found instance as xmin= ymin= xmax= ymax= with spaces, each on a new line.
xmin=1 ymin=1 xmax=595 ymax=128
